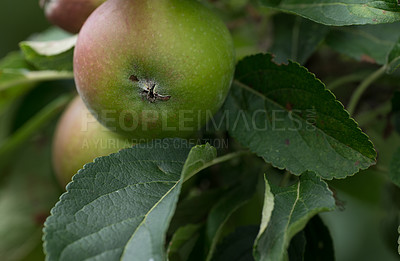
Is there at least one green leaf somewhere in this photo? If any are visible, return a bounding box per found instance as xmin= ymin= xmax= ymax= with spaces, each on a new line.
xmin=0 ymin=51 xmax=32 ymax=70
xmin=206 ymin=176 xmax=258 ymax=261
xmin=269 ymin=14 xmax=329 ymax=64
xmin=0 ymin=41 xmax=73 ymax=93
xmin=254 ymin=172 xmax=336 ymax=261
xmin=259 ymin=0 xmax=400 ymax=26
xmin=0 ymin=52 xmax=37 ymax=115
xmin=167 ymin=224 xmax=203 ymax=261
xmin=182 ymin=144 xmax=217 ymax=181
xmin=224 ymin=53 xmax=376 ymax=179
xmin=253 ymin=175 xmax=274 ymax=260
xmin=326 ymin=23 xmax=400 ymax=65
xmin=398 ymin=226 xmax=400 ymax=255
xmin=19 ymin=35 xmax=76 ymax=71
xmin=28 ymin=27 xmax=74 ymax=42
xmin=44 ymin=140 xmax=217 ymax=261
xmin=389 ymin=147 xmax=400 ymax=188
xmin=0 ymin=69 xmax=73 ymax=91
xmin=169 ymin=189 xmax=223 ymax=234
xmin=0 ymin=130 xmax=61 ymax=261
xmin=211 ymin=226 xmax=259 ymax=261
xmin=386 ymin=37 xmax=400 ymax=73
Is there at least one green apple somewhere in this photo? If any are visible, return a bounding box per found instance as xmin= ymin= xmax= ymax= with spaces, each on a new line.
xmin=52 ymin=96 xmax=132 ymax=187
xmin=41 ymin=0 xmax=106 ymax=33
xmin=74 ymin=0 xmax=235 ymax=139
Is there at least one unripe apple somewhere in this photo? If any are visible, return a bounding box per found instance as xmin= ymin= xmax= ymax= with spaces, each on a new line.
xmin=52 ymin=96 xmax=132 ymax=187
xmin=41 ymin=0 xmax=106 ymax=34
xmin=74 ymin=0 xmax=235 ymax=139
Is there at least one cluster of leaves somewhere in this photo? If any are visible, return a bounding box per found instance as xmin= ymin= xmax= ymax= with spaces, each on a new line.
xmin=2 ymin=0 xmax=400 ymax=260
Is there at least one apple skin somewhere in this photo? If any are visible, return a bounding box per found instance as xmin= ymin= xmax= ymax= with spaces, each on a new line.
xmin=41 ymin=0 xmax=106 ymax=34
xmin=52 ymin=96 xmax=132 ymax=187
xmin=74 ymin=0 xmax=235 ymax=139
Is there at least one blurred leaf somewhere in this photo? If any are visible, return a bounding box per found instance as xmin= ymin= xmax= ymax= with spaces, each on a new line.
xmin=0 ymin=52 xmax=32 ymax=70
xmin=379 ymin=186 xmax=400 ymax=257
xmin=211 ymin=226 xmax=259 ymax=261
xmin=19 ymin=242 xmax=46 ymax=261
xmin=287 ymin=231 xmax=306 ymax=261
xmin=0 ymin=50 xmax=73 ymax=91
xmin=19 ymin=35 xmax=76 ymax=71
xmin=206 ymin=175 xmax=258 ymax=261
xmin=286 ymin=215 xmax=335 ymax=261
xmin=254 ymin=172 xmax=336 ymax=261
xmin=392 ymin=91 xmax=400 ymax=134
xmin=0 ymin=69 xmax=73 ymax=91
xmin=0 ymin=102 xmax=17 ymax=144
xmin=28 ymin=27 xmax=73 ymax=42
xmin=321 ymin=190 xmax=399 ymax=261
xmin=223 ymin=53 xmax=376 ymax=179
xmin=328 ymin=169 xmax=386 ymax=205
xmin=303 ymin=215 xmax=335 ymax=261
xmin=0 ymin=83 xmax=35 ymax=116
xmin=360 ymin=105 xmax=400 ymax=169
xmin=0 ymin=52 xmax=37 ymax=116
xmin=168 ymin=224 xmax=203 ymax=261
xmin=259 ymin=0 xmax=400 ymax=26
xmin=44 ymin=141 xmax=219 ymax=261
xmin=169 ymin=189 xmax=223 ymax=234
xmin=0 ymin=130 xmax=61 ymax=261
xmin=326 ymin=23 xmax=400 ymax=65
xmin=390 ymin=147 xmax=400 ymax=188
xmin=269 ymin=15 xmax=329 ymax=64
xmin=11 ymin=80 xmax=73 ymax=131
xmin=0 ymin=94 xmax=71 ymax=171
xmin=387 ymin=37 xmax=400 ymax=73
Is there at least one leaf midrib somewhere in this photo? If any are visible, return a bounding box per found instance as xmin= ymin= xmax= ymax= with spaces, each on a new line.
xmin=57 ymin=180 xmax=178 ymax=260
xmin=120 ymin=180 xmax=181 ymax=260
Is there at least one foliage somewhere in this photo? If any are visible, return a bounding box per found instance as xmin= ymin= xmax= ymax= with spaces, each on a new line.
xmin=1 ymin=0 xmax=400 ymax=260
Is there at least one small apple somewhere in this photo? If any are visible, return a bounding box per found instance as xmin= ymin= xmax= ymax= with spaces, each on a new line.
xmin=40 ymin=0 xmax=106 ymax=34
xmin=74 ymin=0 xmax=235 ymax=139
xmin=52 ymin=96 xmax=132 ymax=187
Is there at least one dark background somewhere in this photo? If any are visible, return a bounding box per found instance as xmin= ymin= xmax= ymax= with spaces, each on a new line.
xmin=0 ymin=0 xmax=50 ymax=57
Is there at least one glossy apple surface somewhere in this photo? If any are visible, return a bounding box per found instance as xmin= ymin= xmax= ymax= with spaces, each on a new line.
xmin=74 ymin=0 xmax=235 ymax=139
xmin=52 ymin=96 xmax=132 ymax=187
xmin=42 ymin=0 xmax=106 ymax=33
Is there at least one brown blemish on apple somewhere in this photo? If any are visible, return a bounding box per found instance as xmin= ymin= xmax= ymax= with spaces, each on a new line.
xmin=129 ymin=74 xmax=139 ymax=82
